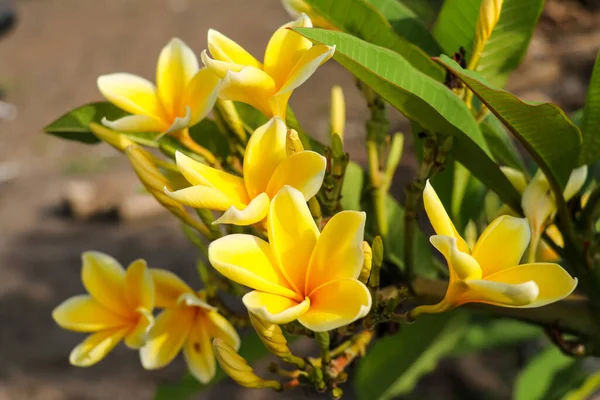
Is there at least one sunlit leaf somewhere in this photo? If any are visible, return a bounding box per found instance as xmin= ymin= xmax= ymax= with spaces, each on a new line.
xmin=432 ymin=0 xmax=481 ymax=56
xmin=481 ymin=114 xmax=526 ymax=171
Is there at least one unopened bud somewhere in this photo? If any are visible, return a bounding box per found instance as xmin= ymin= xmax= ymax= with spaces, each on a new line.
xmin=359 ymin=241 xmax=372 ymax=284
xmin=216 ymin=99 xmax=246 ymax=143
xmin=90 ymin=122 xmax=135 ymax=152
xmin=249 ymin=313 xmax=291 ymax=358
xmin=126 ymin=145 xmax=211 ymax=237
xmin=470 ymin=0 xmax=504 ymax=70
xmin=372 ymin=236 xmax=384 ymax=268
xmin=286 ymin=129 xmax=304 ymax=155
xmin=464 ymin=220 xmax=478 ymax=251
xmin=213 ymin=338 xmax=282 ymax=390
xmin=330 ymin=85 xmax=345 ymax=142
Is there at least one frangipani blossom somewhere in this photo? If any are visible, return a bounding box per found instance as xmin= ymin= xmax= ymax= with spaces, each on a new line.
xmin=202 ymin=14 xmax=335 ymax=118
xmin=52 ymin=252 xmax=154 ymax=367
xmin=165 ymin=117 xmax=326 ymax=226
xmin=140 ymin=269 xmax=240 ymax=383
xmin=501 ymin=165 xmax=588 ymax=262
xmin=281 ymin=0 xmax=337 ymax=30
xmin=410 ymin=182 xmax=577 ymax=318
xmin=208 ymin=186 xmax=372 ymax=332
xmin=99 ymin=38 xmax=220 ymax=136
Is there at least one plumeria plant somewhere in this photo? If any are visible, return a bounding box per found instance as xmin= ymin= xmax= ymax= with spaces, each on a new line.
xmin=43 ymin=0 xmax=600 ymax=398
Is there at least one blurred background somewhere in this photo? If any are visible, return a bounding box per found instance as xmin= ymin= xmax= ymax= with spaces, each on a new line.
xmin=0 ymin=0 xmax=599 ymax=399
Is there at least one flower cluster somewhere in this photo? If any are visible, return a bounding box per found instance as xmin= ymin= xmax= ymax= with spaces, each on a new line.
xmin=48 ymin=4 xmax=582 ymax=397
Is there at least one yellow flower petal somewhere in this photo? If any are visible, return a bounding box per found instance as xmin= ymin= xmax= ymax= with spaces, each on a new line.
xmin=150 ymin=269 xmax=193 ymax=308
xmin=268 ymin=91 xmax=293 ymax=119
xmin=481 ymin=263 xmax=578 ymax=308
xmin=124 ymin=309 xmax=154 ymax=349
xmin=265 ymin=150 xmax=327 ymax=200
xmin=201 ymin=50 xmax=246 ymax=79
xmin=500 ymin=166 xmax=528 ymax=194
xmin=564 ymin=165 xmax=588 ymax=201
xmin=213 ymin=192 xmax=270 ymax=226
xmin=175 ymin=151 xmax=249 ymax=205
xmin=183 ymin=68 xmax=221 ymax=126
xmin=207 ymin=310 xmax=241 ymax=351
xmin=52 ymin=295 xmax=128 ymax=332
xmin=461 ymin=279 xmax=540 ymax=307
xmin=178 ymin=292 xmax=217 ymax=310
xmin=471 ymin=216 xmax=530 ymax=277
xmin=97 ymin=73 xmax=165 ymax=119
xmin=207 ymin=29 xmax=262 ymax=69
xmin=81 ymin=251 xmax=129 ymax=317
xmin=184 ymin=314 xmax=216 ymax=384
xmin=423 ymin=181 xmax=470 ymax=253
xmin=299 ymin=278 xmax=372 ymax=332
xmin=163 ymin=106 xmax=192 ymax=136
xmin=521 ymin=171 xmax=555 ymax=235
xmin=263 ymin=14 xmax=313 ymax=88
xmin=124 ymin=259 xmax=154 ymax=311
xmin=208 ymin=234 xmax=298 ymax=299
xmin=268 ymin=186 xmax=319 ymax=294
xmin=156 ymin=38 xmax=199 ymax=119
xmin=277 ymin=44 xmax=335 ymax=95
xmin=430 ymin=235 xmax=482 ymax=281
xmin=101 ymin=114 xmax=167 ymax=133
xmin=165 ymin=185 xmax=238 ymax=211
xmin=242 ymin=291 xmax=310 ymax=325
xmin=140 ymin=307 xmax=194 ymax=369
xmin=219 ymin=67 xmax=277 ymax=117
xmin=243 ymin=118 xmax=288 ymax=198
xmin=69 ymin=327 xmax=129 ymax=367
xmin=305 ymin=211 xmax=366 ymax=294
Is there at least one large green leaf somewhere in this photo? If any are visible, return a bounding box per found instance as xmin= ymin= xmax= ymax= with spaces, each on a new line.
xmin=302 ymin=0 xmax=443 ymax=79
xmin=579 ymin=52 xmax=600 ymax=166
xmin=44 ymin=102 xmax=128 ymax=144
xmin=432 ymin=0 xmax=481 ymax=56
xmin=433 ymin=0 xmax=543 ymax=88
xmin=355 ymin=312 xmax=469 ymax=400
xmin=295 ymin=28 xmax=521 ymax=210
xmin=188 ymin=118 xmax=230 ymax=161
xmin=515 ymin=346 xmax=584 ymax=400
xmin=365 ymin=0 xmax=442 ymax=55
xmin=154 ymin=332 xmax=270 ymax=400
xmin=481 ymin=114 xmax=526 ymax=171
xmin=438 ymin=55 xmax=582 ymax=190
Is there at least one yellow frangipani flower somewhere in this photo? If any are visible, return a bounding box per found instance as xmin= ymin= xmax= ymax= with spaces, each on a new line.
xmin=501 ymin=166 xmax=588 ymax=261
xmin=202 ymin=15 xmax=335 ymax=119
xmin=98 ymin=38 xmax=220 ymax=136
xmin=281 ymin=0 xmax=337 ymax=30
xmin=208 ymin=186 xmax=372 ymax=332
xmin=410 ymin=182 xmax=577 ymax=318
xmin=140 ymin=269 xmax=240 ymax=383
xmin=52 ymin=252 xmax=154 ymax=367
xmin=165 ymin=117 xmax=326 ymax=226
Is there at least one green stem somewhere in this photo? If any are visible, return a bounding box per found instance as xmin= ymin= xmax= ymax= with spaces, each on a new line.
xmin=315 ymin=331 xmax=331 ymax=366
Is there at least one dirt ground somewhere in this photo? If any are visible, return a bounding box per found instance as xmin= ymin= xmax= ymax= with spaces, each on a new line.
xmin=0 ymin=0 xmax=599 ymax=399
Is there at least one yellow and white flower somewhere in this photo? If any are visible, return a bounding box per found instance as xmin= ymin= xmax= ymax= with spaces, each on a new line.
xmin=165 ymin=117 xmax=326 ymax=226
xmin=140 ymin=269 xmax=239 ymax=383
xmin=208 ymin=186 xmax=372 ymax=332
xmin=98 ymin=38 xmax=220 ymax=136
xmin=410 ymin=182 xmax=577 ymax=318
xmin=202 ymin=15 xmax=335 ymax=118
xmin=52 ymin=252 xmax=154 ymax=366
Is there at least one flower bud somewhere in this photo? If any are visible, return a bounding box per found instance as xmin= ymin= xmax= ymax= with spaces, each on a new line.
xmin=372 ymin=236 xmax=384 ymax=269
xmin=126 ymin=145 xmax=211 ymax=237
xmin=89 ymin=122 xmax=135 ymax=153
xmin=249 ymin=313 xmax=291 ymax=358
xmin=476 ymin=0 xmax=503 ymax=46
xmin=330 ymin=85 xmax=345 ymax=142
xmin=286 ymin=129 xmax=304 ymax=155
xmin=359 ymin=241 xmax=372 ymax=284
xmin=215 ymin=99 xmax=246 ymax=143
xmin=213 ymin=338 xmax=282 ymax=390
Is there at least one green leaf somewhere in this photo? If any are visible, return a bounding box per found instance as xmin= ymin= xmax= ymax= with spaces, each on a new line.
xmin=451 ymin=318 xmax=542 ymax=356
xmin=365 ymin=0 xmax=442 ymax=55
xmin=437 ymin=54 xmax=582 ymax=190
xmin=294 ymin=28 xmax=521 ymax=210
xmin=355 ymin=312 xmax=469 ymax=400
xmin=476 ymin=0 xmax=544 ymax=87
xmin=515 ymin=346 xmax=583 ymax=400
xmin=302 ymin=0 xmax=444 ymax=79
xmin=579 ymin=52 xmax=600 ymax=166
xmin=188 ymin=119 xmax=230 ymax=161
xmin=154 ymin=331 xmax=270 ymax=400
xmin=432 ymin=0 xmax=481 ymax=56
xmin=481 ymin=114 xmax=526 ymax=171
xmin=234 ymin=102 xmax=268 ymax=132
xmin=44 ymin=102 xmax=128 ymax=144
